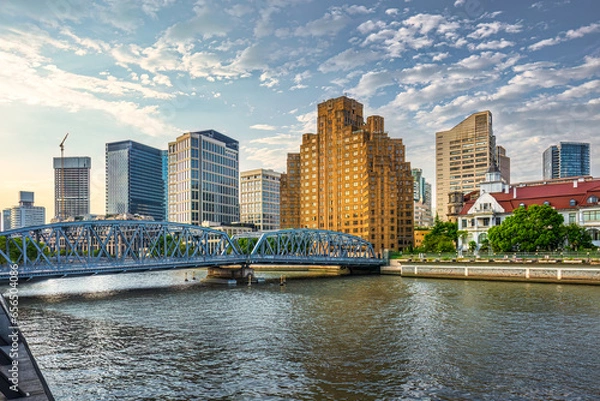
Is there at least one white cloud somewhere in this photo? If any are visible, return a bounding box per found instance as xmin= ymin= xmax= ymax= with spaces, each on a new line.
xmin=249 ymin=133 xmax=298 ymax=145
xmin=250 ymin=124 xmax=277 ymax=131
xmin=319 ymin=49 xmax=380 ymax=73
xmin=529 ymin=22 xmax=600 ymax=51
xmin=348 ymin=70 xmax=395 ymax=100
xmin=468 ymin=39 xmax=515 ymax=51
xmin=432 ymin=52 xmax=449 ymax=61
xmin=467 ymin=22 xmax=522 ymax=40
xmin=294 ymin=8 xmax=351 ymax=37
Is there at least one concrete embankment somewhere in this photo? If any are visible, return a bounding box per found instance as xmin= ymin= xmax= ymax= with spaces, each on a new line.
xmin=382 ymin=259 xmax=600 ymax=285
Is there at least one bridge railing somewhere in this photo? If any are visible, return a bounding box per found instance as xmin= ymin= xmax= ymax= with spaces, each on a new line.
xmin=0 ymin=221 xmax=242 ymax=272
xmin=234 ymin=228 xmax=382 ymax=265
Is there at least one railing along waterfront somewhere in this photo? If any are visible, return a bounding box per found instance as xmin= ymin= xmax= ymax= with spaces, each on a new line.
xmin=393 ymin=251 xmax=600 ymax=264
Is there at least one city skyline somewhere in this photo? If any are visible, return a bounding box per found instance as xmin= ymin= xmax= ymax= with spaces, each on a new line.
xmin=1 ymin=0 xmax=599 ymax=217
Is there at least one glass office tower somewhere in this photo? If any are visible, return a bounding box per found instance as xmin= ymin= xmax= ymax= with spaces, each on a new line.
xmin=168 ymin=130 xmax=239 ymax=225
xmin=105 ymin=140 xmax=165 ymax=221
xmin=543 ymin=142 xmax=590 ymax=179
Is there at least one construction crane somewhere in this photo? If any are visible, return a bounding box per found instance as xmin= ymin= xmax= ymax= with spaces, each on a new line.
xmin=59 ymin=133 xmax=69 ymax=220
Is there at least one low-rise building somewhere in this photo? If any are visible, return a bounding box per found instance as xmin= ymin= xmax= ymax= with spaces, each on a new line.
xmin=457 ymin=168 xmax=600 ymax=249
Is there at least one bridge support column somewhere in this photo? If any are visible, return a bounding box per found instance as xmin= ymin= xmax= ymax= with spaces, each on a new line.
xmin=344 ymin=265 xmax=381 ymax=275
xmin=205 ymin=265 xmax=256 ymax=284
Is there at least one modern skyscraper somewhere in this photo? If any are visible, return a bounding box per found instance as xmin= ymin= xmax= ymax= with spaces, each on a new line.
xmin=106 ymin=140 xmax=166 ymax=221
xmin=4 ymin=191 xmax=46 ymax=229
xmin=53 ymin=156 xmax=91 ymax=219
xmin=240 ymin=168 xmax=281 ymax=231
xmin=435 ymin=111 xmax=510 ymax=221
xmin=280 ymin=153 xmax=301 ymax=229
xmin=543 ymin=142 xmax=590 ymax=179
xmin=412 ymin=168 xmax=433 ymax=227
xmin=280 ymin=96 xmax=414 ymax=253
xmin=168 ymin=130 xmax=239 ymax=225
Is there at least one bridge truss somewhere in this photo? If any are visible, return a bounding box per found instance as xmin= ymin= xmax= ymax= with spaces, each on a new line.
xmin=0 ymin=221 xmax=243 ymax=280
xmin=0 ymin=222 xmax=383 ymax=281
xmin=233 ymin=228 xmax=380 ymax=266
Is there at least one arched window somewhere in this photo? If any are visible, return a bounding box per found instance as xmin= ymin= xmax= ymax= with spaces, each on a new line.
xmin=587 ymin=195 xmax=599 ymax=204
xmin=519 ymin=203 xmax=525 ymax=208
xmin=587 ymin=228 xmax=600 ymax=241
xmin=543 ymin=201 xmax=550 ymax=206
xmin=570 ymin=199 xmax=577 ymax=207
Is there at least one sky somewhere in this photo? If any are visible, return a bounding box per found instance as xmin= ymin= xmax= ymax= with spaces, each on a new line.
xmin=0 ymin=0 xmax=599 ymax=221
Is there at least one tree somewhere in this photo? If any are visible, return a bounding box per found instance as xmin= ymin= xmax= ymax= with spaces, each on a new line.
xmin=468 ymin=240 xmax=477 ymax=252
xmin=0 ymin=236 xmax=47 ymax=264
xmin=564 ymin=224 xmax=594 ymax=251
xmin=488 ymin=204 xmax=565 ymax=252
xmin=419 ymin=217 xmax=460 ymax=252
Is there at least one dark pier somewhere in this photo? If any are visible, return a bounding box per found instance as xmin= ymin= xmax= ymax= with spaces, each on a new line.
xmin=0 ymin=296 xmax=53 ymax=400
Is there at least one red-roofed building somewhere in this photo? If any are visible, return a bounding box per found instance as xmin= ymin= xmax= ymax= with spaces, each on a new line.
xmin=457 ymin=166 xmax=600 ymax=250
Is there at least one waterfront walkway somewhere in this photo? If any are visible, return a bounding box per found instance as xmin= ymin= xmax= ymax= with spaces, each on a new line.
xmin=382 ymin=258 xmax=600 ymax=285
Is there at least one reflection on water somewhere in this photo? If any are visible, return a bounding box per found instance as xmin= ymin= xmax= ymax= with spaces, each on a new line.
xmin=6 ymin=270 xmax=600 ymax=400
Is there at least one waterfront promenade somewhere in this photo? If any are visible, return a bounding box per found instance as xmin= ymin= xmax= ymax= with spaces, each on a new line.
xmin=382 ymin=257 xmax=600 ymax=285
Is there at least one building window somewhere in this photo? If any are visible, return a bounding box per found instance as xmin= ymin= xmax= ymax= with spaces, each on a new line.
xmin=570 ymin=199 xmax=577 ymax=207
xmin=569 ymin=213 xmax=576 ymax=224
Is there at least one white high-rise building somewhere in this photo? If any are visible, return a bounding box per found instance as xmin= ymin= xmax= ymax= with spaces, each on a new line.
xmin=4 ymin=191 xmax=46 ymax=230
xmin=240 ymin=169 xmax=281 ymax=231
xmin=168 ymin=130 xmax=239 ymax=225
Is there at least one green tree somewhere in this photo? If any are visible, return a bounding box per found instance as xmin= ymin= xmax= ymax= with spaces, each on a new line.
xmin=488 ymin=204 xmax=565 ymax=252
xmin=564 ymin=223 xmax=594 ymax=251
xmin=0 ymin=236 xmax=47 ymax=264
xmin=236 ymin=237 xmax=258 ymax=255
xmin=420 ymin=217 xmax=460 ymax=252
xmin=479 ymin=238 xmax=490 ymax=252
xmin=468 ymin=240 xmax=477 ymax=252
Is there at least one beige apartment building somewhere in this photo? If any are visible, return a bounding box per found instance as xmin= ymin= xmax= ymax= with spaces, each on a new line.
xmin=435 ymin=111 xmax=510 ymax=221
xmin=280 ymin=96 xmax=414 ymax=253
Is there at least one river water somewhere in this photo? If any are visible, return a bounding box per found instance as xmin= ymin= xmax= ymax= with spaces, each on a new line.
xmin=9 ymin=269 xmax=600 ymax=400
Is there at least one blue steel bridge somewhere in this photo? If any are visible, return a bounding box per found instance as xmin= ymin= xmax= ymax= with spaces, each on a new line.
xmin=0 ymin=220 xmax=383 ymax=282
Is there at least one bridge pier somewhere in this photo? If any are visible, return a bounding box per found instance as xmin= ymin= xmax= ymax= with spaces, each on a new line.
xmin=344 ymin=265 xmax=381 ymax=275
xmin=205 ymin=265 xmax=257 ymax=284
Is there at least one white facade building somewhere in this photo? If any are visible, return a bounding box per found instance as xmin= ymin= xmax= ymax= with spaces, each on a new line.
xmin=240 ymin=168 xmax=281 ymax=231
xmin=168 ymin=130 xmax=239 ymax=225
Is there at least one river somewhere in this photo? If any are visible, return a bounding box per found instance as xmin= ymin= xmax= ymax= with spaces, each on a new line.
xmin=8 ymin=269 xmax=600 ymax=400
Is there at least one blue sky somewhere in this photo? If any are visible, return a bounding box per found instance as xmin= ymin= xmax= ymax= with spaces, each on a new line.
xmin=1 ymin=0 xmax=599 ymax=219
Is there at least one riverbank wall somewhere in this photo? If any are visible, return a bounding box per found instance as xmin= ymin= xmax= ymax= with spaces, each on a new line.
xmin=382 ymin=259 xmax=600 ymax=285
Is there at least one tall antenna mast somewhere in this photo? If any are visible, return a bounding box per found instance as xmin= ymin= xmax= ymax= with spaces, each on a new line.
xmin=59 ymin=133 xmax=69 ymax=220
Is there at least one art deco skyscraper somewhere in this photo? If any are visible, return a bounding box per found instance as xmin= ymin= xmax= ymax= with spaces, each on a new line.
xmin=280 ymin=153 xmax=301 ymax=229
xmin=280 ymin=96 xmax=414 ymax=253
xmin=435 ymin=111 xmax=510 ymax=221
xmin=168 ymin=130 xmax=239 ymax=225
xmin=53 ymin=156 xmax=91 ymax=219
